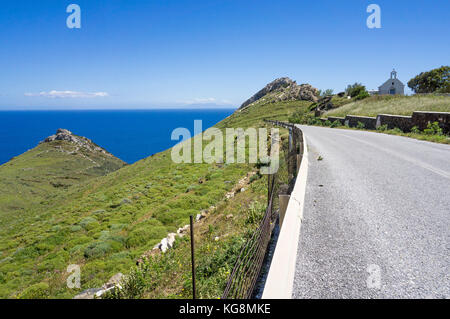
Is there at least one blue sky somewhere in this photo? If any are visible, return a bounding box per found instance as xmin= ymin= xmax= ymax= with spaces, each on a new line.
xmin=0 ymin=0 xmax=448 ymax=109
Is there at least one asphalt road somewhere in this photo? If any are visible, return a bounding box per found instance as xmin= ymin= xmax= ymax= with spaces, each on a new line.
xmin=292 ymin=125 xmax=450 ymax=299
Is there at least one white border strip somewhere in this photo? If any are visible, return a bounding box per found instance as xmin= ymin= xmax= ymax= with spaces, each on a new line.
xmin=262 ymin=125 xmax=309 ymax=299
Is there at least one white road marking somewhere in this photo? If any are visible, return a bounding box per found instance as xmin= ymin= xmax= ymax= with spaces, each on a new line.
xmin=335 ymin=132 xmax=450 ymax=180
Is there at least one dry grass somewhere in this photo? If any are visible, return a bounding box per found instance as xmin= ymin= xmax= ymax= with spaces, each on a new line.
xmin=325 ymin=95 xmax=450 ymax=118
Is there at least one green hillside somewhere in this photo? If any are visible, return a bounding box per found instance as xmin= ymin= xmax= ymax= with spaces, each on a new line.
xmin=0 ymin=130 xmax=126 ymax=218
xmin=0 ymin=97 xmax=311 ymax=298
xmin=325 ymin=95 xmax=450 ymax=117
xmin=2 ymin=78 xmax=449 ymax=298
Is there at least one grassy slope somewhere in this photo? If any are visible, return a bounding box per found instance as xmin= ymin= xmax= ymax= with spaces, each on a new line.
xmin=325 ymin=95 xmax=450 ymax=118
xmin=0 ymin=139 xmax=125 ymax=217
xmin=0 ymin=99 xmax=310 ymax=298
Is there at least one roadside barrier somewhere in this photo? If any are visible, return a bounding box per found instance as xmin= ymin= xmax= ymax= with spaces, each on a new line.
xmin=221 ymin=120 xmax=305 ymax=299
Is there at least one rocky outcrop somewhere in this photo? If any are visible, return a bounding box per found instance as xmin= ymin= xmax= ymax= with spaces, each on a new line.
xmin=239 ymin=77 xmax=319 ymax=110
xmin=40 ymin=128 xmax=113 ymax=156
xmin=316 ymin=96 xmax=334 ymax=111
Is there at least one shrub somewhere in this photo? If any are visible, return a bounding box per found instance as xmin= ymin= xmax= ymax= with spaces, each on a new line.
xmin=377 ymin=124 xmax=388 ymax=131
xmin=323 ymin=120 xmax=332 ymax=127
xmin=411 ymin=126 xmax=421 ymax=134
xmin=345 ymin=82 xmax=367 ymax=98
xmin=126 ymin=225 xmax=167 ymax=248
xmin=35 ymin=242 xmax=54 ymax=255
xmin=330 ymin=120 xmax=341 ymax=128
xmin=13 ymin=246 xmax=40 ymax=260
xmin=110 ymin=223 xmax=126 ymax=231
xmin=18 ymin=282 xmax=50 ymax=299
xmin=355 ymin=90 xmax=370 ymax=100
xmin=103 ymin=262 xmax=151 ymax=299
xmin=245 ymin=202 xmax=266 ymax=225
xmin=171 ymin=195 xmax=203 ymax=210
xmin=356 ymin=122 xmax=365 ymax=129
xmin=70 ymin=225 xmax=83 ymax=232
xmin=50 ymin=225 xmax=63 ymax=232
xmin=156 ymin=208 xmax=197 ymax=226
xmin=98 ymin=231 xmax=111 ymax=241
xmin=37 ymin=256 xmax=66 ymax=272
xmin=306 ymin=116 xmax=322 ymax=126
xmin=79 ymin=217 xmax=98 ymax=230
xmin=185 ymin=185 xmax=198 ymax=193
xmin=83 ymin=240 xmax=122 ymax=259
xmin=196 ymin=236 xmax=244 ymax=280
xmin=320 ymin=89 xmax=334 ymax=97
xmin=249 ymin=174 xmax=261 ymax=183
xmin=424 ymin=122 xmax=443 ymax=135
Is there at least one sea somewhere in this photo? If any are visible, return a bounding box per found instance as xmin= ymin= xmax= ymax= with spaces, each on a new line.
xmin=0 ymin=109 xmax=235 ymax=165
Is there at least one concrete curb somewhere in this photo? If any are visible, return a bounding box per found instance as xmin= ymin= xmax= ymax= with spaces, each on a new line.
xmin=262 ymin=125 xmax=309 ymax=299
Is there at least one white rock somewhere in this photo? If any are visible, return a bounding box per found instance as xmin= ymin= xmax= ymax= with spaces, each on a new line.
xmin=106 ymin=273 xmax=124 ymax=287
xmin=95 ymin=286 xmax=116 ymax=298
xmin=160 ymin=238 xmax=169 ymax=253
xmin=73 ymin=288 xmax=102 ymax=299
xmin=177 ymin=225 xmax=190 ymax=236
xmin=167 ymin=233 xmax=176 ymax=248
xmin=225 ymin=192 xmax=235 ymax=199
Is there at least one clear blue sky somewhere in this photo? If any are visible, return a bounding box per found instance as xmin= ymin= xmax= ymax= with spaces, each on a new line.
xmin=0 ymin=0 xmax=448 ymax=109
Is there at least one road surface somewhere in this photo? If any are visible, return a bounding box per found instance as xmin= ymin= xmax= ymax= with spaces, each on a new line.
xmin=292 ymin=125 xmax=450 ymax=299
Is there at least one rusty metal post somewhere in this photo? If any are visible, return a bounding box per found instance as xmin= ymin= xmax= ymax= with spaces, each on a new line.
xmin=190 ymin=215 xmax=196 ymax=299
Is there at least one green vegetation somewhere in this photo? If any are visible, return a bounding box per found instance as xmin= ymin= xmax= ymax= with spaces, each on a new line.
xmin=318 ymin=89 xmax=334 ymax=97
xmin=289 ymin=94 xmax=450 ymax=144
xmin=3 ymin=80 xmax=448 ymax=299
xmin=345 ymin=82 xmax=368 ymax=98
xmin=103 ymin=174 xmax=277 ymax=299
xmin=0 ymin=139 xmax=125 ymax=218
xmin=355 ymin=90 xmax=370 ymax=101
xmin=292 ymin=114 xmax=449 ymax=144
xmin=407 ymin=65 xmax=450 ymax=94
xmin=0 ymin=96 xmax=303 ymax=299
xmin=325 ymin=95 xmax=450 ymax=118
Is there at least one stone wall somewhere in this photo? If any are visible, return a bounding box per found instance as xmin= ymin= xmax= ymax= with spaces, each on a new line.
xmin=344 ymin=115 xmax=377 ymax=130
xmin=327 ymin=116 xmax=346 ymax=125
xmin=318 ymin=111 xmax=450 ymax=134
xmin=376 ymin=114 xmax=413 ymax=131
xmin=412 ymin=111 xmax=450 ymax=134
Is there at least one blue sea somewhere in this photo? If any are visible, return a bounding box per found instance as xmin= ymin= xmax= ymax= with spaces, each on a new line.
xmin=0 ymin=109 xmax=234 ymax=165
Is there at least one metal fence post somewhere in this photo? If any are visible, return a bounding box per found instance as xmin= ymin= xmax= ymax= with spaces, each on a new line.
xmin=190 ymin=215 xmax=196 ymax=299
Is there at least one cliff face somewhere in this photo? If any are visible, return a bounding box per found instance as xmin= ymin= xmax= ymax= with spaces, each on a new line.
xmin=239 ymin=77 xmax=319 ymax=110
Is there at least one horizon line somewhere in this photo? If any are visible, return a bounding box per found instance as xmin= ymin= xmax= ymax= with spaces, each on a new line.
xmin=0 ymin=107 xmax=238 ymax=111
